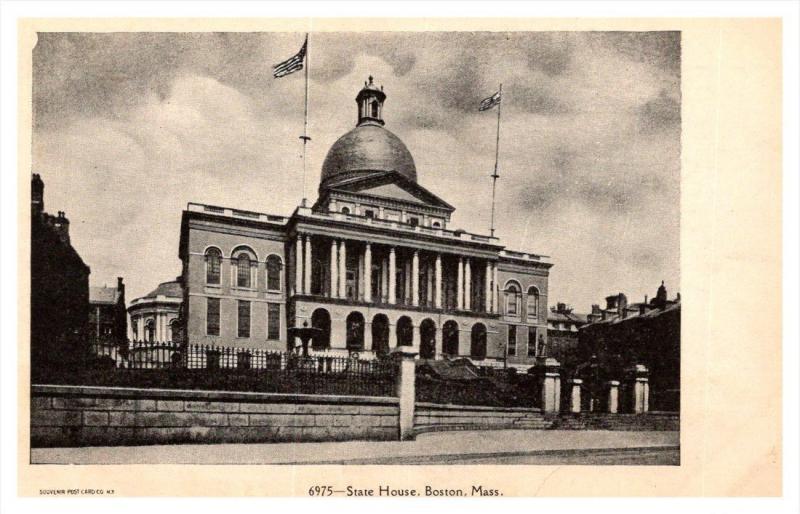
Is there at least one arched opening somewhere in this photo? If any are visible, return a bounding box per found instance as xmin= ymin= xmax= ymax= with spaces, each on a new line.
xmin=504 ymin=280 xmax=521 ymax=316
xmin=205 ymin=247 xmax=222 ymax=285
xmin=526 ymin=286 xmax=540 ymax=322
xmin=372 ymin=314 xmax=390 ymax=358
xmin=310 ymin=308 xmax=331 ymax=350
xmin=419 ymin=319 xmax=436 ymax=359
xmin=145 ymin=319 xmax=155 ymax=342
xmin=168 ymin=318 xmax=179 ymax=342
xmin=231 ymin=246 xmax=257 ymax=289
xmin=470 ymin=323 xmax=487 ymax=360
xmin=346 ymin=311 xmax=365 ymax=351
xmin=396 ymin=316 xmax=413 ymax=347
xmin=371 ymin=101 xmax=379 ymax=118
xmin=341 ymin=206 xmax=350 ymax=215
xmin=442 ymin=320 xmax=460 ymax=356
xmin=266 ymin=255 xmax=283 ymax=291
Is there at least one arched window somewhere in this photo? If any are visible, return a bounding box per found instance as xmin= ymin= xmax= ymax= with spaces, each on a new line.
xmin=527 ymin=286 xmax=540 ymax=322
xmin=396 ymin=316 xmax=413 ymax=347
xmin=205 ymin=247 xmax=222 ymax=285
xmin=346 ymin=312 xmax=365 ymax=351
xmin=131 ymin=317 xmax=139 ymax=340
xmin=341 ymin=207 xmax=351 ymax=215
xmin=431 ymin=221 xmax=442 ymax=228
xmin=168 ymin=318 xmax=179 ymax=342
xmin=372 ymin=314 xmax=390 ymax=357
xmin=504 ymin=281 xmax=521 ymax=316
xmin=311 ymin=309 xmax=331 ymax=350
xmin=419 ymin=319 xmax=436 ymax=359
xmin=145 ymin=319 xmax=155 ymax=342
xmin=371 ymin=101 xmax=379 ymax=118
xmin=231 ymin=247 xmax=257 ymax=289
xmin=266 ymin=255 xmax=282 ymax=291
xmin=470 ymin=323 xmax=487 ymax=360
xmin=442 ymin=320 xmax=460 ymax=356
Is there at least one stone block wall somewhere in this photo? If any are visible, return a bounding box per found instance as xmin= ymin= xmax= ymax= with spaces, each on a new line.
xmin=413 ymin=402 xmax=549 ymax=434
xmin=31 ymin=385 xmax=399 ymax=447
xmin=547 ymin=412 xmax=680 ymax=431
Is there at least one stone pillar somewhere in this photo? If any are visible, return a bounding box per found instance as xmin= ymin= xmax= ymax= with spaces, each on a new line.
xmin=295 ymin=235 xmax=303 ymax=294
xmin=570 ymin=378 xmax=583 ymax=413
xmin=412 ymin=323 xmax=421 ymax=351
xmin=626 ymin=364 xmax=650 ymax=414
xmin=393 ymin=348 xmax=418 ymax=440
xmin=304 ymin=235 xmax=312 ymax=295
xmin=357 ymin=252 xmax=365 ymax=300
xmin=485 ymin=261 xmax=492 ymax=312
xmin=464 ymin=259 xmax=472 ymax=311
xmin=404 ymin=260 xmax=411 ymax=304
xmin=434 ymin=254 xmax=442 ymax=309
xmin=364 ymin=243 xmax=372 ymax=302
xmin=457 ymin=258 xmax=464 ymax=310
xmin=388 ymin=247 xmax=396 ymax=305
xmin=426 ymin=261 xmax=434 ymax=306
xmin=381 ymin=257 xmax=388 ymax=302
xmin=607 ymin=380 xmax=620 ymax=414
xmin=329 ymin=239 xmax=337 ymax=297
xmin=364 ymin=321 xmax=373 ymax=351
xmin=535 ymin=357 xmax=561 ymax=414
xmin=492 ymin=264 xmax=499 ymax=313
xmin=338 ymin=240 xmax=347 ymax=299
xmin=411 ymin=250 xmax=420 ymax=307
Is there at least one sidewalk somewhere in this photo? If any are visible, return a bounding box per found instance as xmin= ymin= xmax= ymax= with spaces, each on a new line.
xmin=31 ymin=430 xmax=679 ymax=465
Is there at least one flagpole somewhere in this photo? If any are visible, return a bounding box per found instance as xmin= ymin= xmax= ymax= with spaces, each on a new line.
xmin=300 ymin=33 xmax=311 ymax=207
xmin=490 ymin=83 xmax=502 ymax=238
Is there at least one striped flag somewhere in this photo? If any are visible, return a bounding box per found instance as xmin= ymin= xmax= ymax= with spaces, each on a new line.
xmin=273 ymin=36 xmax=307 ymax=78
xmin=479 ymin=90 xmax=502 ymax=111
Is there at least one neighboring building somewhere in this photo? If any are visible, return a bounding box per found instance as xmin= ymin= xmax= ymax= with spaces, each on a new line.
xmin=178 ymin=77 xmax=552 ymax=368
xmin=578 ymin=282 xmax=681 ymax=411
xmin=88 ymin=277 xmax=127 ymax=342
xmin=30 ymin=173 xmax=91 ymax=370
xmin=546 ymin=302 xmax=588 ymax=372
xmin=128 ymin=280 xmax=183 ymax=342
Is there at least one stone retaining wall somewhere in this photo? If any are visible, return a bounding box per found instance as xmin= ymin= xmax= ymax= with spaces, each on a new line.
xmin=547 ymin=412 xmax=680 ymax=431
xmin=31 ymin=385 xmax=399 ymax=447
xmin=413 ymin=402 xmax=549 ymax=434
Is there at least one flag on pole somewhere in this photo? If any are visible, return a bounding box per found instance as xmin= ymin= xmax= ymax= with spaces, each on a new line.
xmin=479 ymin=90 xmax=502 ymax=111
xmin=273 ymin=36 xmax=307 ymax=78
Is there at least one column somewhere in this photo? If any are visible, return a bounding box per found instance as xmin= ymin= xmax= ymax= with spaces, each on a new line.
xmin=381 ymin=257 xmax=388 ymax=302
xmin=570 ymin=378 xmax=583 ymax=413
xmin=295 ymin=235 xmax=303 ymax=294
xmin=464 ymin=259 xmax=472 ymax=311
xmin=411 ymin=250 xmax=420 ymax=307
xmin=457 ymin=257 xmax=464 ymax=310
xmin=394 ymin=348 xmax=418 ymax=440
xmin=492 ymin=264 xmax=499 ymax=313
xmin=304 ymin=235 xmax=312 ymax=295
xmin=485 ymin=261 xmax=492 ymax=313
xmin=338 ymin=240 xmax=347 ymax=299
xmin=364 ymin=243 xmax=372 ymax=302
xmin=426 ymin=262 xmax=434 ymax=306
xmin=404 ymin=260 xmax=411 ymax=304
xmin=607 ymin=380 xmax=620 ymax=414
xmin=626 ymin=364 xmax=650 ymax=414
xmin=434 ymin=254 xmax=442 ymax=309
xmin=329 ymin=239 xmax=337 ymax=297
xmin=358 ymin=252 xmax=365 ymax=300
xmin=388 ymin=247 xmax=396 ymax=304
xmin=535 ymin=357 xmax=562 ymax=414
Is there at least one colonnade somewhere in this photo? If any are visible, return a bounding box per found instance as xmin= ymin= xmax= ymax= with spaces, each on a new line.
xmin=293 ymin=234 xmax=501 ymax=313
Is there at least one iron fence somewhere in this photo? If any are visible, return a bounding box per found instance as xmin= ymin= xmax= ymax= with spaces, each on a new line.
xmin=69 ymin=340 xmax=397 ymax=397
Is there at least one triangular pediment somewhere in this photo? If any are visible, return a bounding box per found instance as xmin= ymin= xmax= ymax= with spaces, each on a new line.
xmin=328 ymin=170 xmax=454 ymax=211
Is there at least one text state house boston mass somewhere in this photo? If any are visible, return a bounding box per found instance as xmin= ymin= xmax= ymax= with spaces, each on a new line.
xmin=177 ymin=77 xmax=550 ymax=368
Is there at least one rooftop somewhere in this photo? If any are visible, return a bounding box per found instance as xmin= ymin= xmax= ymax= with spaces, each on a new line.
xmin=89 ymin=286 xmax=120 ymax=305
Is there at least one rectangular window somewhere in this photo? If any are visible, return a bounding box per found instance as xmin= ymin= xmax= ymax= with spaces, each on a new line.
xmin=267 ymin=303 xmax=281 ymax=340
xmin=408 ymin=216 xmax=419 ymax=227
xmin=528 ymin=326 xmax=537 ymax=357
xmin=364 ymin=209 xmax=375 ymax=219
xmin=237 ymin=300 xmax=250 ymax=338
xmin=507 ymin=325 xmax=517 ymax=356
xmin=206 ymin=297 xmax=220 ymax=336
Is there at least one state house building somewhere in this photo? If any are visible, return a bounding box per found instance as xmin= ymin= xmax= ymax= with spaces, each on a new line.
xmin=178 ymin=77 xmax=552 ymax=368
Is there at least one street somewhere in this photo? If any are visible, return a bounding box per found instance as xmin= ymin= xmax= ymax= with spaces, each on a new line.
xmin=31 ymin=429 xmax=679 ymax=465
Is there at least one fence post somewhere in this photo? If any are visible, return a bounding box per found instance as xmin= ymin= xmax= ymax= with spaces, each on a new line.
xmin=569 ymin=378 xmax=582 ymax=413
xmin=607 ymin=380 xmax=620 ymax=414
xmin=393 ymin=347 xmax=418 ymax=441
xmin=534 ymin=357 xmax=561 ymax=414
xmin=626 ymin=364 xmax=650 ymax=414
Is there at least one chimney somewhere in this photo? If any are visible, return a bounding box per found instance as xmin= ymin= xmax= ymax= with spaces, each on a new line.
xmin=31 ymin=174 xmax=44 ymax=218
xmin=51 ymin=211 xmax=70 ymax=245
xmin=639 ymin=303 xmax=646 ymax=315
xmin=556 ymin=302 xmax=566 ymax=312
xmin=117 ymin=277 xmax=125 ymax=295
xmin=655 ymin=281 xmax=668 ymax=309
xmin=617 ymin=293 xmax=628 ymax=315
xmin=605 ymin=295 xmax=618 ymax=311
xmin=591 ymin=304 xmax=601 ymax=315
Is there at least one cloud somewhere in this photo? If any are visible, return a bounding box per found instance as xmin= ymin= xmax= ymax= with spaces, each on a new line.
xmin=32 ymin=31 xmax=681 ymax=308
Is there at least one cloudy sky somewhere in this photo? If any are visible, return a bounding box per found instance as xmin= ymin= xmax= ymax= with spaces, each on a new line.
xmin=32 ymin=31 xmax=680 ymax=311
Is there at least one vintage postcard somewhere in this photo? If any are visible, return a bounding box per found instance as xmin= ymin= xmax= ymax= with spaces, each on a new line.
xmin=14 ymin=16 xmax=782 ymax=498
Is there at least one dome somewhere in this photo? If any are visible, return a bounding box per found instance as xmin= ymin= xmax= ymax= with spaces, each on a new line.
xmin=320 ymin=122 xmax=417 ymax=190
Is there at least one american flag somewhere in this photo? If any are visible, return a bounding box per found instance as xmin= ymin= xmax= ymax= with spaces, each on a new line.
xmin=479 ymin=90 xmax=502 ymax=111
xmin=273 ymin=37 xmax=307 ymax=78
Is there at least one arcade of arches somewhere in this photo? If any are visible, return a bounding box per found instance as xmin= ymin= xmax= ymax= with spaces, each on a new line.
xmin=307 ymin=307 xmax=492 ymax=360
